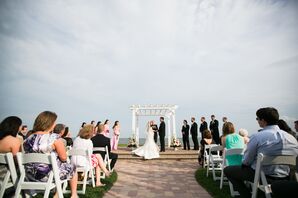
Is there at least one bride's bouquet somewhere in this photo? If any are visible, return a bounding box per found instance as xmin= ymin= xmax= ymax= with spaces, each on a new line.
xmin=170 ymin=137 xmax=181 ymax=148
xmin=127 ymin=135 xmax=137 ymax=148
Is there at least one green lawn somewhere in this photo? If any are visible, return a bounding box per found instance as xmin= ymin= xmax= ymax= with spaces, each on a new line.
xmin=35 ymin=171 xmax=118 ymax=198
xmin=195 ymin=168 xmax=232 ymax=198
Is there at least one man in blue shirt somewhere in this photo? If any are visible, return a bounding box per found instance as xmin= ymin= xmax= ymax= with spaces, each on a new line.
xmin=224 ymin=107 xmax=298 ymax=198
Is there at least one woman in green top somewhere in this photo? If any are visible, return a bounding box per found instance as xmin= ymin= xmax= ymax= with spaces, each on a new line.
xmin=222 ymin=122 xmax=245 ymax=165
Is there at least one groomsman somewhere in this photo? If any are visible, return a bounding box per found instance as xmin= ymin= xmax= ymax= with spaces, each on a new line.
xmin=181 ymin=120 xmax=190 ymax=150
xmin=190 ymin=117 xmax=199 ymax=150
xmin=158 ymin=117 xmax=166 ymax=152
xmin=210 ymin=115 xmax=220 ymax=144
xmin=199 ymin=117 xmax=208 ymax=139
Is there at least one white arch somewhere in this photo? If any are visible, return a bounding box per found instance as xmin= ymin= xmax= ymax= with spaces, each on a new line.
xmin=130 ymin=104 xmax=178 ymax=147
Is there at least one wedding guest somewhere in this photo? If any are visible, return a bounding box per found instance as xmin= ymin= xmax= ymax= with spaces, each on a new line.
xmin=199 ymin=117 xmax=208 ymax=139
xmin=222 ymin=122 xmax=245 ymax=165
xmin=91 ymin=124 xmax=118 ymax=170
xmin=62 ymin=126 xmax=73 ymax=147
xmin=222 ymin=117 xmax=228 ymax=133
xmin=190 ymin=117 xmax=199 ymax=150
xmin=0 ymin=116 xmax=22 ymax=155
xmin=210 ymin=115 xmax=220 ymax=144
xmin=239 ymin=128 xmax=250 ymax=144
xmin=23 ymin=111 xmax=78 ymax=198
xmin=224 ymin=107 xmax=298 ymax=198
xmin=111 ymin=121 xmax=120 ymax=151
xmin=81 ymin=122 xmax=86 ymax=129
xmin=198 ymin=130 xmax=213 ymax=166
xmin=181 ymin=120 xmax=190 ymax=150
xmin=295 ymin=120 xmax=298 ymax=140
xmin=277 ymin=119 xmax=296 ymax=138
xmin=94 ymin=121 xmax=101 ymax=136
xmin=103 ymin=119 xmax=110 ymax=137
xmin=52 ymin=123 xmax=67 ymax=147
xmin=17 ymin=125 xmax=28 ymax=140
xmin=72 ymin=124 xmax=110 ymax=187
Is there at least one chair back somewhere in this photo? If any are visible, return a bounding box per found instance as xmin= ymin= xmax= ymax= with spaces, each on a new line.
xmin=252 ymin=153 xmax=297 ymax=198
xmin=0 ymin=152 xmax=18 ymax=197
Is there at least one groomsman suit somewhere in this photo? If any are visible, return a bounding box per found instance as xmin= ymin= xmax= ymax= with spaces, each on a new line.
xmin=182 ymin=124 xmax=190 ymax=150
xmin=199 ymin=121 xmax=208 ymax=139
xmin=210 ymin=119 xmax=220 ymax=144
xmin=191 ymin=121 xmax=199 ymax=150
xmin=159 ymin=120 xmax=166 ymax=152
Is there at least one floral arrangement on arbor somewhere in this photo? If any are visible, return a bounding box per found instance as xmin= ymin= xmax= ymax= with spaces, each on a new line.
xmin=127 ymin=135 xmax=137 ymax=148
xmin=170 ymin=137 xmax=181 ymax=148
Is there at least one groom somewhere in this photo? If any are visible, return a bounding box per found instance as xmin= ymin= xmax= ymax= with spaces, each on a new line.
xmin=158 ymin=117 xmax=166 ymax=152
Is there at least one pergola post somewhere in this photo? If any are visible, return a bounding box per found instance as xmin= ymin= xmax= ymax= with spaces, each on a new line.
xmin=167 ymin=115 xmax=171 ymax=148
xmin=132 ymin=110 xmax=136 ymax=137
xmin=172 ymin=113 xmax=176 ymax=139
xmin=136 ymin=115 xmax=139 ymax=147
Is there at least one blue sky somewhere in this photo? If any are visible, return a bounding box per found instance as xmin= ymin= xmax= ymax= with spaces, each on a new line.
xmin=0 ymin=0 xmax=297 ymax=138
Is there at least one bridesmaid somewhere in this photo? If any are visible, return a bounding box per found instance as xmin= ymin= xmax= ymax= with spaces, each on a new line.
xmin=111 ymin=121 xmax=120 ymax=150
xmin=103 ymin=119 xmax=110 ymax=137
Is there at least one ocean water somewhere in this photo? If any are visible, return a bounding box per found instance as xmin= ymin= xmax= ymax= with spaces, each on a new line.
xmin=119 ymin=137 xmax=200 ymax=146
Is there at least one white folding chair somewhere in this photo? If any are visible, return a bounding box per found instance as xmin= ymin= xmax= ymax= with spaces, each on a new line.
xmin=251 ymin=153 xmax=297 ymax=198
xmin=15 ymin=152 xmax=65 ymax=198
xmin=203 ymin=144 xmax=218 ymax=169
xmin=0 ymin=152 xmax=17 ymax=198
xmin=64 ymin=149 xmax=95 ymax=194
xmin=206 ymin=145 xmax=223 ymax=181
xmin=93 ymin=146 xmax=111 ymax=173
xmin=220 ymin=148 xmax=244 ymax=197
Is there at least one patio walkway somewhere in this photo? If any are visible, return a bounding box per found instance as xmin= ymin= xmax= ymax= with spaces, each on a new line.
xmin=104 ymin=159 xmax=212 ymax=198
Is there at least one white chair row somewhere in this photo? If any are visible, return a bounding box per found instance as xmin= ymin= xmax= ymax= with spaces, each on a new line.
xmin=204 ymin=144 xmax=223 ymax=181
xmin=0 ymin=146 xmax=111 ymax=197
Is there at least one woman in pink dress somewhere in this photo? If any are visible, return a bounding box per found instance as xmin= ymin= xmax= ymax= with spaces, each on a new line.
xmin=111 ymin=121 xmax=120 ymax=150
xmin=103 ymin=119 xmax=110 ymax=137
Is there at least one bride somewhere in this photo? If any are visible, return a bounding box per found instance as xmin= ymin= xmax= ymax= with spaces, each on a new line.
xmin=132 ymin=120 xmax=160 ymax=159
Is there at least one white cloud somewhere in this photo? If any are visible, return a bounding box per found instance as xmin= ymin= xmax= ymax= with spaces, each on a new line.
xmin=0 ymin=0 xmax=297 ymax=137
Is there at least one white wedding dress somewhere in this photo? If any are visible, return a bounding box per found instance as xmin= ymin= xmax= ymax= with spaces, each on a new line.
xmin=132 ymin=123 xmax=160 ymax=159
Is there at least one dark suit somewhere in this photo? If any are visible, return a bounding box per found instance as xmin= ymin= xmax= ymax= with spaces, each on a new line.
xmin=210 ymin=120 xmax=220 ymax=144
xmin=190 ymin=122 xmax=199 ymax=150
xmin=181 ymin=124 xmax=190 ymax=150
xmin=152 ymin=124 xmax=159 ymax=143
xmin=159 ymin=121 xmax=166 ymax=152
xmin=91 ymin=133 xmax=118 ymax=169
xmin=199 ymin=121 xmax=208 ymax=139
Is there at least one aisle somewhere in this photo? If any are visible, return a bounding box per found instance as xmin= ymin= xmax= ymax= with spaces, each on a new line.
xmin=104 ymin=160 xmax=212 ymax=198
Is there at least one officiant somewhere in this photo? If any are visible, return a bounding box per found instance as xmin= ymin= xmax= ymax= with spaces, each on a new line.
xmin=151 ymin=121 xmax=159 ymax=143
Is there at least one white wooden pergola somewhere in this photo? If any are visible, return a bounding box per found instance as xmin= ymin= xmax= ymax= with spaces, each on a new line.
xmin=130 ymin=104 xmax=178 ymax=147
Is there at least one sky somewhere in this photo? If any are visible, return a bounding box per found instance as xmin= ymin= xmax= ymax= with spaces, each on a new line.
xmin=0 ymin=0 xmax=297 ymax=138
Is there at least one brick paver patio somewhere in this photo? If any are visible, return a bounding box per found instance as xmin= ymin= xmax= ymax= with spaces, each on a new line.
xmin=104 ymin=160 xmax=212 ymax=198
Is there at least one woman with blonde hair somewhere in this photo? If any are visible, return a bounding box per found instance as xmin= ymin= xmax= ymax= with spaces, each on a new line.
xmin=222 ymin=122 xmax=245 ymax=165
xmin=23 ymin=111 xmax=78 ymax=198
xmin=238 ymin=128 xmax=249 ymax=144
xmin=72 ymin=124 xmax=111 ymax=187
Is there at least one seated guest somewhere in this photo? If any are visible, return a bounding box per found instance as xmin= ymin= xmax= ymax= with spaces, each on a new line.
xmin=17 ymin=125 xmax=28 ymax=141
xmin=72 ymin=124 xmax=110 ymax=186
xmin=224 ymin=107 xmax=298 ymax=198
xmin=0 ymin=116 xmax=22 ymax=155
xmin=198 ymin=129 xmax=214 ymax=166
xmin=62 ymin=126 xmax=73 ymax=147
xmin=222 ymin=122 xmax=245 ymax=165
xmin=52 ymin=123 xmax=67 ymax=147
xmin=23 ymin=111 xmax=78 ymax=198
xmin=238 ymin=128 xmax=249 ymax=144
xmin=91 ymin=124 xmax=118 ymax=170
xmin=277 ymin=119 xmax=296 ymax=138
